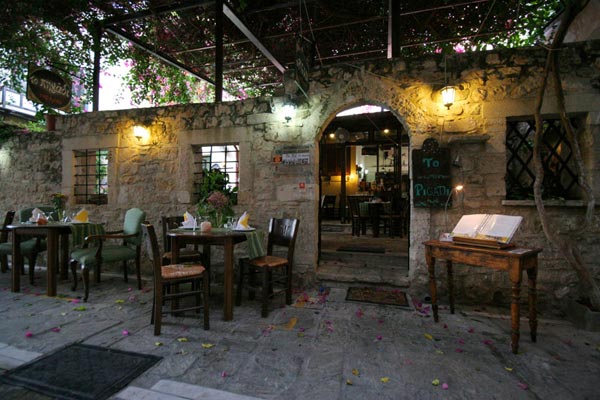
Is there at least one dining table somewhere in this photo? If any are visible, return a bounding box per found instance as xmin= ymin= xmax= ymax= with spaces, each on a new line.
xmin=359 ymin=201 xmax=390 ymax=237
xmin=167 ymin=228 xmax=248 ymax=321
xmin=8 ymin=222 xmax=105 ymax=297
xmin=8 ymin=222 xmax=72 ymax=297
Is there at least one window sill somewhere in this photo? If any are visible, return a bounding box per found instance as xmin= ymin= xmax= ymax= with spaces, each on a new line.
xmin=502 ymin=199 xmax=590 ymax=207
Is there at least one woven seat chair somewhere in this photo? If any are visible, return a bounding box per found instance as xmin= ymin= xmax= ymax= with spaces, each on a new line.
xmin=142 ymin=223 xmax=209 ymax=335
xmin=236 ymin=218 xmax=300 ymax=318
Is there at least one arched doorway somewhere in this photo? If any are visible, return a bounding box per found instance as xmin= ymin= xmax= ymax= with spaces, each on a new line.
xmin=317 ymin=104 xmax=410 ymax=287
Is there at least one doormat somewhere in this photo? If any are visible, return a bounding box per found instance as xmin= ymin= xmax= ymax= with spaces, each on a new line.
xmin=0 ymin=343 xmax=161 ymax=400
xmin=346 ymin=287 xmax=409 ymax=307
xmin=336 ymin=246 xmax=385 ymax=253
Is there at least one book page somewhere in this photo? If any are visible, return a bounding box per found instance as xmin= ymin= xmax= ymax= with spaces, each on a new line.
xmin=451 ymin=214 xmax=487 ymax=238
xmin=475 ymin=215 xmax=523 ymax=244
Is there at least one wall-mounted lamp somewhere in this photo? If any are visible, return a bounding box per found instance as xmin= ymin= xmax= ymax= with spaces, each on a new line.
xmin=444 ymin=184 xmax=464 ymax=232
xmin=133 ymin=125 xmax=150 ymax=142
xmin=281 ymin=98 xmax=297 ymax=122
xmin=440 ymin=86 xmax=456 ymax=109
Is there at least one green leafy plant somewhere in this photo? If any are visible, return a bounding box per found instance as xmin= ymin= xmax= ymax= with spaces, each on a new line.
xmin=196 ymin=168 xmax=238 ymax=226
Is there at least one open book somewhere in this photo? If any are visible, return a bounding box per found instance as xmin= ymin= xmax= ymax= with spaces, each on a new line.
xmin=451 ymin=214 xmax=523 ymax=244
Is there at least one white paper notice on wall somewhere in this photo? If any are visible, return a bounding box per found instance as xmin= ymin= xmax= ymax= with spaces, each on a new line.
xmin=277 ymin=184 xmax=314 ymax=201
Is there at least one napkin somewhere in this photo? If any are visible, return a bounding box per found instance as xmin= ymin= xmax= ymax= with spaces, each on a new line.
xmin=181 ymin=211 xmax=196 ymax=228
xmin=73 ymin=208 xmax=89 ymax=223
xmin=29 ymin=208 xmax=47 ymax=223
xmin=235 ymin=212 xmax=251 ymax=230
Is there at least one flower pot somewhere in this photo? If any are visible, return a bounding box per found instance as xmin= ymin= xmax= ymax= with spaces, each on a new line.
xmin=45 ymin=114 xmax=57 ymax=131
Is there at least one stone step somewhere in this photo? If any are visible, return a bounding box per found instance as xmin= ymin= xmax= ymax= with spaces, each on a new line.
xmin=320 ymin=249 xmax=408 ymax=269
xmin=317 ymin=259 xmax=410 ymax=288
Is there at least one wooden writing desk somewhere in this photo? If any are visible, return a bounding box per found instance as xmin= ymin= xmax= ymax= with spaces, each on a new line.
xmin=423 ymin=240 xmax=542 ymax=354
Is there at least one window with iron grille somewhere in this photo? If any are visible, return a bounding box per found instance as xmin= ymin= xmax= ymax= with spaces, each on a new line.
xmin=193 ymin=144 xmax=239 ymax=203
xmin=505 ymin=116 xmax=583 ymax=200
xmin=73 ymin=149 xmax=108 ymax=205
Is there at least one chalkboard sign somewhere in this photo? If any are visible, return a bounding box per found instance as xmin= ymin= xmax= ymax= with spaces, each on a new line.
xmin=412 ymin=138 xmax=451 ymax=208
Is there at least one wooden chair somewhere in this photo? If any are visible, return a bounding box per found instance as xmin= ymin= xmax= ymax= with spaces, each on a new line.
xmin=0 ymin=210 xmax=45 ymax=284
xmin=381 ymin=199 xmax=404 ymax=238
xmin=346 ymin=196 xmax=369 ymax=236
xmin=70 ymin=208 xmax=146 ymax=301
xmin=320 ymin=195 xmax=336 ymax=219
xmin=160 ymin=216 xmax=205 ymax=265
xmin=142 ymin=223 xmax=209 ymax=335
xmin=236 ymin=218 xmax=300 ymax=317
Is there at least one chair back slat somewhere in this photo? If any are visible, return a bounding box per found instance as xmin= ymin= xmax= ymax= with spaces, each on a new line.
xmin=1 ymin=211 xmax=16 ymax=243
xmin=161 ymin=216 xmax=184 ymax=251
xmin=141 ymin=223 xmax=162 ymax=277
xmin=267 ymin=218 xmax=300 ymax=264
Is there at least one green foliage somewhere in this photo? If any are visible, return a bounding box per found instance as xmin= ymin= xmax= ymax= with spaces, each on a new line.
xmin=196 ymin=168 xmax=238 ymax=223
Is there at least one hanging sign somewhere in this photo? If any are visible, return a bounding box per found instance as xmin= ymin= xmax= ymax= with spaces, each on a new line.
xmin=294 ymin=34 xmax=314 ymax=96
xmin=26 ymin=67 xmax=71 ymax=111
xmin=412 ymin=138 xmax=451 ymax=208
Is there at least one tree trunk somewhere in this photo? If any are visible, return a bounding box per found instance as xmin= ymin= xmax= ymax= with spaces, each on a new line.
xmin=532 ymin=0 xmax=600 ymax=310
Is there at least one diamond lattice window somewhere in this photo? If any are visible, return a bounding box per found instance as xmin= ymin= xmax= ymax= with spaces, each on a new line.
xmin=505 ymin=116 xmax=583 ymax=200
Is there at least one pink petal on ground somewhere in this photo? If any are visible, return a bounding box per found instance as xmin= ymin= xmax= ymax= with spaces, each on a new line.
xmin=122 ymin=330 xmax=130 ymax=336
xmin=376 ymin=335 xmax=383 ymax=341
xmin=443 ymin=323 xmax=448 ymax=329
xmin=442 ymin=383 xmax=449 ymax=390
xmin=483 ymin=339 xmax=494 ymax=346
xmin=517 ymin=382 xmax=529 ymax=390
xmin=468 ymin=327 xmax=475 ymax=333
xmin=355 ymin=309 xmax=364 ymax=318
xmin=455 ymin=348 xmax=464 ymax=353
xmin=221 ymin=371 xmax=228 ymax=378
xmin=25 ymin=331 xmax=33 ymax=338
xmin=458 ymin=338 xmax=465 ymax=344
xmin=51 ymin=327 xmax=61 ymax=333
xmin=71 ymin=299 xmax=80 ymax=304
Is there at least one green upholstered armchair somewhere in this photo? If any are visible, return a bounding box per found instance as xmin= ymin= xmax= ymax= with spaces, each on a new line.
xmin=70 ymin=208 xmax=146 ymax=302
xmin=0 ymin=209 xmax=49 ymax=284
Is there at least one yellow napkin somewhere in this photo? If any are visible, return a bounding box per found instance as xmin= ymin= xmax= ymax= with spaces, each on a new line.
xmin=236 ymin=212 xmax=250 ymax=229
xmin=73 ymin=208 xmax=89 ymax=223
xmin=182 ymin=212 xmax=196 ymax=228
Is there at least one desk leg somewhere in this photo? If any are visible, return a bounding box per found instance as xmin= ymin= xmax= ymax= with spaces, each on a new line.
xmin=223 ymin=240 xmax=234 ymax=321
xmin=447 ymin=260 xmax=455 ymax=315
xmin=527 ymin=266 xmax=538 ymax=343
xmin=509 ymin=261 xmax=522 ymax=354
xmin=425 ymin=250 xmax=439 ymax=322
xmin=46 ymin=231 xmax=58 ymax=297
xmin=11 ymin=233 xmax=22 ymax=292
xmin=60 ymin=232 xmax=69 ymax=280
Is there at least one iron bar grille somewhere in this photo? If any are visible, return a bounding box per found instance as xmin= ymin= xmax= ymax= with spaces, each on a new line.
xmin=505 ymin=116 xmax=582 ymax=200
xmin=73 ymin=149 xmax=109 ymax=205
xmin=193 ymin=144 xmax=239 ymax=202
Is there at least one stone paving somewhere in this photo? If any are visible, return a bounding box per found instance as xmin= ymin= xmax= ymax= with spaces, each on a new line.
xmin=0 ymin=269 xmax=599 ymax=400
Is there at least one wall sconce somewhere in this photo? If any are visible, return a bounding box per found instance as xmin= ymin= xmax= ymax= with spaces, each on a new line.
xmin=133 ymin=125 xmax=150 ymax=142
xmin=444 ymin=184 xmax=464 ymax=232
xmin=281 ymin=97 xmax=297 ymax=122
xmin=440 ymin=86 xmax=456 ymax=109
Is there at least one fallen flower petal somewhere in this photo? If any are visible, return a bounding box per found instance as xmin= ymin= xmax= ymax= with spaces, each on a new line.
xmin=115 ymin=299 xmax=125 ymax=304
xmin=455 ymin=348 xmax=464 ymax=353
xmin=424 ymin=333 xmax=433 ymax=340
xmin=177 ymin=337 xmax=188 ymax=342
xmin=432 ymin=378 xmax=440 ymax=386
xmin=504 ymin=367 xmax=513 ymax=372
xmin=122 ymin=330 xmax=130 ymax=336
xmin=201 ymin=343 xmax=215 ymax=349
xmin=346 ymin=379 xmax=353 ymax=385
xmin=51 ymin=327 xmax=61 ymax=333
xmin=442 ymin=383 xmax=449 ymax=390
xmin=458 ymin=338 xmax=465 ymax=344
xmin=483 ymin=339 xmax=494 ymax=346
xmin=435 ymin=350 xmax=444 ymax=355
xmin=468 ymin=327 xmax=475 ymax=333
xmin=73 ymin=306 xmax=86 ymax=311
xmin=352 ymin=368 xmax=360 ymax=376
xmin=376 ymin=335 xmax=383 ymax=341
xmin=25 ymin=331 xmax=33 ymax=338
xmin=154 ymin=342 xmax=163 ymax=346
xmin=221 ymin=371 xmax=228 ymax=378
xmin=380 ymin=377 xmax=390 ymax=383
xmin=517 ymin=382 xmax=528 ymax=390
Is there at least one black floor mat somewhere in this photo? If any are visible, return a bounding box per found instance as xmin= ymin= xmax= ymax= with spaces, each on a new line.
xmin=0 ymin=343 xmax=161 ymax=400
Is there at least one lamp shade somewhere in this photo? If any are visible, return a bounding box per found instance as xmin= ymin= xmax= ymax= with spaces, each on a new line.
xmin=281 ymin=99 xmax=297 ymax=122
xmin=441 ymin=86 xmax=456 ymax=109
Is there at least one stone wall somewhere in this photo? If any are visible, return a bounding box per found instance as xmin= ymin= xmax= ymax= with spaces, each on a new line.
xmin=1 ymin=40 xmax=599 ymax=312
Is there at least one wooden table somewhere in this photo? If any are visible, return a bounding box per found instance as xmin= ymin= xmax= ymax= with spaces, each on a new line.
xmin=168 ymin=228 xmax=247 ymax=321
xmin=8 ymin=223 xmax=72 ymax=297
xmin=423 ymin=239 xmax=542 ymax=354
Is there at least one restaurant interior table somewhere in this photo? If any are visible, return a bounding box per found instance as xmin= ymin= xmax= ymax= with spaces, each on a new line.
xmin=423 ymin=239 xmax=542 ymax=354
xmin=359 ymin=201 xmax=389 ymax=237
xmin=168 ymin=228 xmax=247 ymax=321
xmin=8 ymin=222 xmax=72 ymax=297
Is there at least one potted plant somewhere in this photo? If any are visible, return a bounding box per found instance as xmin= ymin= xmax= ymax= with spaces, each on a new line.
xmin=197 ymin=168 xmax=237 ymax=227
